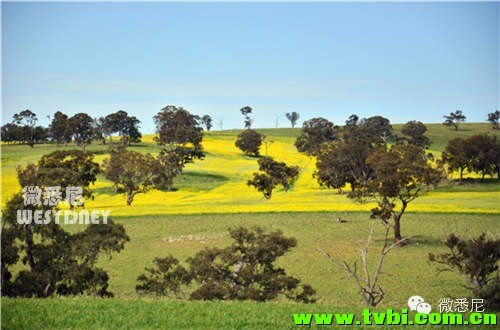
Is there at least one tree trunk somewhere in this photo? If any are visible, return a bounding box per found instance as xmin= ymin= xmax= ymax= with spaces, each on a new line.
xmin=392 ymin=201 xmax=407 ymax=244
xmin=459 ymin=168 xmax=463 ymax=184
xmin=126 ymin=190 xmax=134 ymax=205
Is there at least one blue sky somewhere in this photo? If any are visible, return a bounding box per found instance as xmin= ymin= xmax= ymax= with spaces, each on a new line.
xmin=2 ymin=2 xmax=498 ymax=132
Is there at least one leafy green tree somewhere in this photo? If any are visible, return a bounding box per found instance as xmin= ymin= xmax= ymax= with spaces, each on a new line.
xmin=104 ymin=110 xmax=141 ymax=145
xmin=1 ymin=160 xmax=128 ymax=297
xmin=136 ymin=226 xmax=316 ymax=303
xmin=359 ymin=115 xmax=393 ymax=143
xmin=201 ymin=115 xmax=213 ymax=131
xmin=103 ymin=150 xmax=159 ymax=205
xmin=345 ymin=114 xmax=359 ymax=126
xmin=429 ymin=233 xmax=500 ymax=310
xmin=441 ymin=137 xmax=470 ymax=183
xmin=240 ymin=106 xmax=253 ymax=129
xmin=467 ymin=134 xmax=500 ymax=180
xmin=400 ymin=120 xmax=430 ymax=148
xmin=285 ymin=112 xmax=300 ymax=128
xmin=314 ymin=117 xmax=385 ymax=193
xmin=49 ymin=111 xmax=72 ymax=145
xmin=443 ymin=110 xmax=466 ymax=131
xmin=429 ymin=233 xmax=500 ymax=291
xmin=13 ymin=109 xmax=38 ymax=147
xmin=487 ymin=110 xmax=500 ymax=130
xmin=17 ymin=150 xmax=100 ymax=201
xmin=295 ymin=117 xmax=337 ymax=155
xmin=69 ymin=113 xmax=95 ymax=151
xmin=136 ymin=256 xmax=192 ymax=298
xmin=235 ymin=129 xmax=265 ymax=156
xmin=153 ymin=146 xmax=205 ymax=190
xmin=352 ymin=145 xmax=443 ymax=243
xmin=1 ymin=123 xmax=24 ymax=144
xmin=154 ymin=105 xmax=203 ymax=149
xmin=248 ymin=156 xmax=299 ymax=199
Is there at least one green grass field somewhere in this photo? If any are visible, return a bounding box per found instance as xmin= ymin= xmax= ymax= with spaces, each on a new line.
xmin=1 ymin=123 xmax=499 ymax=329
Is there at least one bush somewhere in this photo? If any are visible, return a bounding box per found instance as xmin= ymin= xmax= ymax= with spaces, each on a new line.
xmin=429 ymin=233 xmax=500 ymax=310
xmin=136 ymin=226 xmax=316 ymax=303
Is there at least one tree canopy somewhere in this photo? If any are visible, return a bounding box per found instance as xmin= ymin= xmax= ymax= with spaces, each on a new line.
xmin=443 ymin=110 xmax=466 ymax=131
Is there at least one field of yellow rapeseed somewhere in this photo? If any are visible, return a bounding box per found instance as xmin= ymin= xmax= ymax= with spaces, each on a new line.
xmin=2 ymin=131 xmax=498 ymax=216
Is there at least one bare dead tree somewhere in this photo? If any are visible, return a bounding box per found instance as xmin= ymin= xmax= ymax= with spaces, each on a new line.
xmin=318 ymin=221 xmax=405 ymax=307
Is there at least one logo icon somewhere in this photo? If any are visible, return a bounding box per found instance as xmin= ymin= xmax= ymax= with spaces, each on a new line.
xmin=408 ymin=295 xmax=432 ymax=314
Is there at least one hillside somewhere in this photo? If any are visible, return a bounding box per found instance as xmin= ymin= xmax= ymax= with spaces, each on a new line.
xmin=2 ymin=123 xmax=499 ymax=215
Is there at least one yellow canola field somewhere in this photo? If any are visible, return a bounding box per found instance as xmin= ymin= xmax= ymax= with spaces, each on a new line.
xmin=2 ymin=134 xmax=499 ymax=216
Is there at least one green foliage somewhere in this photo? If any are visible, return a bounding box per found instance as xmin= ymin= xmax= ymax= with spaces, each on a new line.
xmin=136 ymin=256 xmax=192 ymax=297
xmin=429 ymin=233 xmax=500 ymax=291
xmin=295 ymin=117 xmax=337 ymax=155
xmin=235 ymin=129 xmax=265 ymax=156
xmin=359 ymin=115 xmax=393 ymax=143
xmin=1 ymin=190 xmax=129 ymax=298
xmin=314 ymin=119 xmax=385 ymax=192
xmin=487 ymin=110 xmax=500 ymax=130
xmin=200 ymin=114 xmax=213 ymax=131
xmin=429 ymin=233 xmax=500 ymax=311
xmin=103 ymin=150 xmax=159 ymax=205
xmin=49 ymin=111 xmax=72 ymax=145
xmin=285 ymin=112 xmax=300 ymax=128
xmin=12 ymin=109 xmax=38 ymax=147
xmin=136 ymin=226 xmax=316 ymax=303
xmin=103 ymin=110 xmax=142 ymax=145
xmin=69 ymin=112 xmax=95 ymax=150
xmin=443 ymin=110 xmax=466 ymax=131
xmin=247 ymin=156 xmax=299 ymax=199
xmin=353 ymin=145 xmax=444 ymax=242
xmin=16 ymin=149 xmax=100 ymax=200
xmin=154 ymin=105 xmax=204 ymax=150
xmin=442 ymin=134 xmax=500 ymax=182
xmin=154 ymin=146 xmax=205 ymax=190
xmin=400 ymin=120 xmax=430 ymax=148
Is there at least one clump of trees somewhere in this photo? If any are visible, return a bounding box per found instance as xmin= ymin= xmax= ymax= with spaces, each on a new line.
xmin=313 ymin=115 xmax=442 ymax=243
xmin=443 ymin=110 xmax=466 ymax=131
xmin=1 ymin=109 xmax=143 ymax=150
xmin=102 ymin=106 xmax=206 ymax=204
xmin=235 ymin=129 xmax=265 ymax=156
xmin=2 ymin=110 xmax=48 ymax=146
xmin=100 ymin=110 xmax=142 ymax=145
xmin=1 ymin=150 xmax=129 ymax=297
xmin=441 ymin=134 xmax=500 ymax=183
xmin=429 ymin=233 xmax=500 ymax=311
xmin=247 ymin=156 xmax=299 ymax=199
xmin=136 ymin=226 xmax=316 ymax=303
xmin=154 ymin=105 xmax=204 ymax=154
xmin=295 ymin=117 xmax=337 ymax=155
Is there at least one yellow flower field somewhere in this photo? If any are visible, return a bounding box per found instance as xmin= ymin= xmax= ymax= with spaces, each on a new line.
xmin=2 ymin=131 xmax=499 ymax=216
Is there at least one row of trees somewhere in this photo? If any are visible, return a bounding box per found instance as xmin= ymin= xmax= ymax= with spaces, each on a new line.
xmin=1 ymin=109 xmax=142 ymax=149
xmin=3 ymin=107 xmax=498 ymax=147
xmin=442 ymin=134 xmax=500 ymax=182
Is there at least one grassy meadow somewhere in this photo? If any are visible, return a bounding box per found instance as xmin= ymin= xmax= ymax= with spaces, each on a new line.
xmin=1 ymin=123 xmax=499 ymax=329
